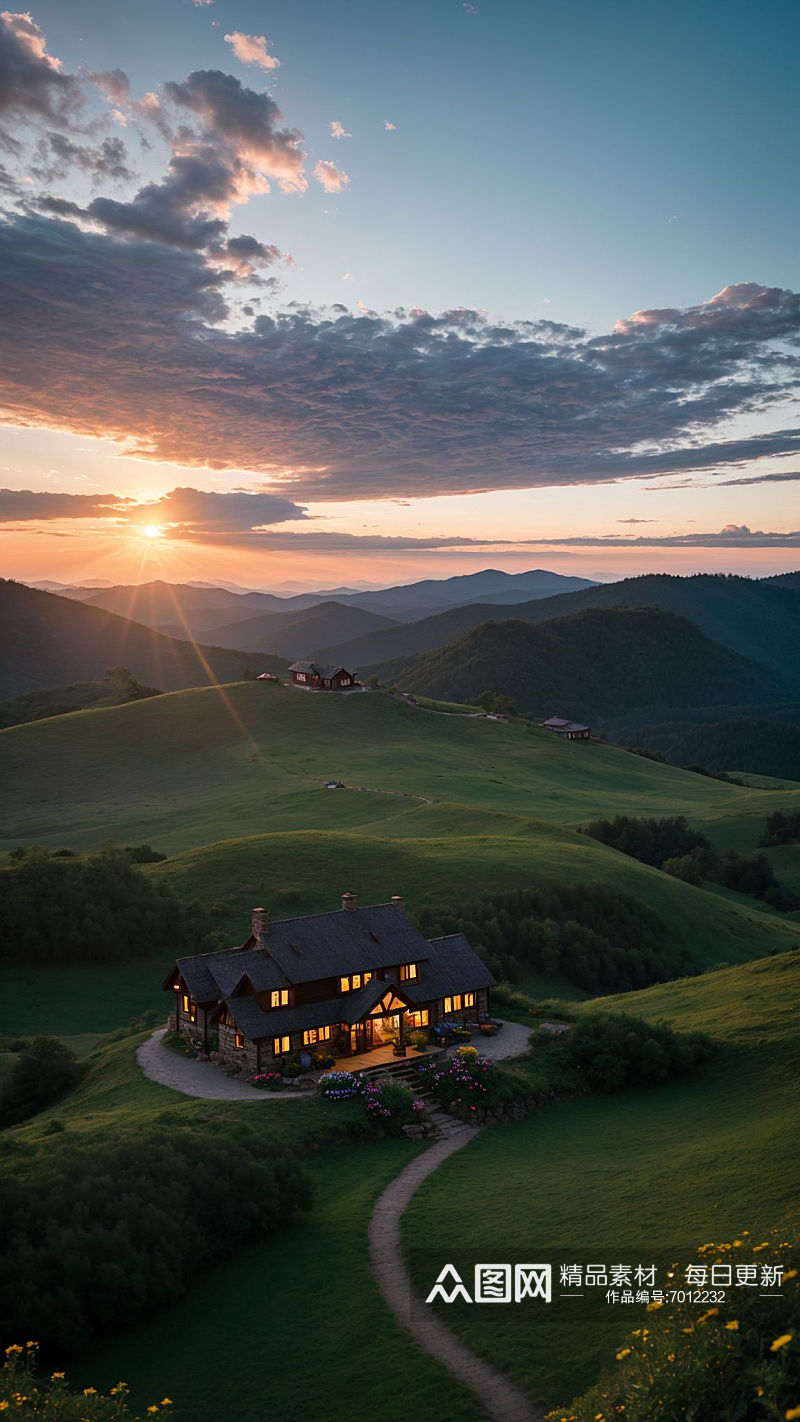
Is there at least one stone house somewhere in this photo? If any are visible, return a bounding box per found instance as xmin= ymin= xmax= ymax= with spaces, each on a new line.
xmin=163 ymin=893 xmax=495 ymax=1071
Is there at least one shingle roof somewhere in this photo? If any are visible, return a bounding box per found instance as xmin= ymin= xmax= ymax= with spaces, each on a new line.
xmin=251 ymin=903 xmax=432 ymax=985
xmin=218 ymin=995 xmax=343 ymax=1039
xmin=289 ymin=660 xmax=351 ymax=679
xmin=542 ymin=716 xmax=571 ymax=728
xmin=404 ymin=934 xmax=496 ymax=1003
xmin=175 ymin=946 xmax=288 ymax=1003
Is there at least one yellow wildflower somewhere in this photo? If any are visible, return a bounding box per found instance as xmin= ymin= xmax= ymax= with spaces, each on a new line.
xmin=4 ymin=1347 xmax=22 ymax=1357
xmin=725 ymin=1321 xmax=739 ymax=1331
xmin=785 ymin=1408 xmax=800 ymax=1421
xmin=646 ymin=1300 xmax=663 ymax=1311
xmin=83 ymin=1388 xmax=97 ymax=1396
xmin=784 ymin=1270 xmax=798 ymax=1281
xmin=771 ymin=1334 xmax=793 ymax=1352
xmin=667 ymin=1353 xmax=675 ymax=1362
xmin=615 ymin=1348 xmax=631 ymax=1360
xmin=160 ymin=1400 xmax=173 ymax=1407
xmin=147 ymin=1408 xmax=159 ymax=1416
xmin=51 ymin=1373 xmax=65 ymax=1381
xmin=0 ymin=1405 xmax=8 ymax=1414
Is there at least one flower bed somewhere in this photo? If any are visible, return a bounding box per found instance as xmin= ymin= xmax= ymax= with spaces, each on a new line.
xmin=251 ymin=1071 xmax=285 ymax=1092
xmin=416 ymin=1047 xmax=530 ymax=1122
xmin=318 ymin=1071 xmax=425 ymax=1134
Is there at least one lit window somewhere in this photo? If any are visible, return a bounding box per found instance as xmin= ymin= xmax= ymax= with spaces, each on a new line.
xmin=273 ymin=1035 xmax=291 ymax=1055
xmin=340 ymin=976 xmax=350 ymax=993
xmin=270 ymin=988 xmax=289 ymax=1008
xmin=399 ymin=963 xmax=418 ymax=982
xmin=443 ymin=997 xmax=452 ymax=1015
xmin=406 ymin=1009 xmax=429 ymax=1029
xmin=352 ymin=973 xmax=362 ymax=990
xmin=182 ymin=994 xmax=189 ymax=1013
xmin=363 ymin=971 xmax=373 ymax=983
xmin=464 ymin=992 xmax=475 ymax=1008
xmin=302 ymin=1025 xmax=331 ymax=1047
xmin=234 ymin=1033 xmax=244 ymax=1050
xmin=452 ymin=994 xmax=462 ymax=1012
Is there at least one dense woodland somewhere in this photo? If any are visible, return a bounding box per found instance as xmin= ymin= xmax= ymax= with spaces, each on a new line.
xmin=416 ymin=884 xmax=690 ymax=994
xmin=614 ymin=715 xmax=800 ymax=781
xmin=376 ymin=607 xmax=796 ymax=723
xmin=581 ymin=815 xmax=800 ymax=911
xmin=0 ymin=847 xmax=220 ymax=963
xmin=0 ymin=1121 xmax=313 ymax=1355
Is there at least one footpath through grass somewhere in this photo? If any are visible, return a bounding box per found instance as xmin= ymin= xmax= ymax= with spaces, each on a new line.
xmin=402 ymin=952 xmax=800 ymax=1414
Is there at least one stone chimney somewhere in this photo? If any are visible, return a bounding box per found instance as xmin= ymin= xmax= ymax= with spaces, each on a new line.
xmin=342 ymin=891 xmax=358 ymax=912
xmin=251 ymin=906 xmax=270 ymax=937
xmin=391 ymin=894 xmax=406 ymax=915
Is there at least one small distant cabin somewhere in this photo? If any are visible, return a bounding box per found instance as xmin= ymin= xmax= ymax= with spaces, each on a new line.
xmin=289 ymin=660 xmax=356 ymax=690
xmin=542 ymin=715 xmax=591 ymax=741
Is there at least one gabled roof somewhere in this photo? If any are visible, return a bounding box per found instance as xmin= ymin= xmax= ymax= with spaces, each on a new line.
xmin=169 ymin=945 xmax=289 ymax=1004
xmin=542 ymin=716 xmax=572 ymax=728
xmin=250 ymin=903 xmax=432 ymax=986
xmin=404 ymin=934 xmax=496 ymax=1003
xmin=558 ymin=721 xmax=590 ymax=733
xmin=214 ymin=995 xmax=343 ymax=1039
xmin=339 ymin=977 xmax=414 ymax=1025
xmin=289 ymin=660 xmax=352 ymax=679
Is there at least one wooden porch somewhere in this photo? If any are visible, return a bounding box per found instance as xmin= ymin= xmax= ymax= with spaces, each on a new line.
xmin=338 ymin=1041 xmax=444 ymax=1076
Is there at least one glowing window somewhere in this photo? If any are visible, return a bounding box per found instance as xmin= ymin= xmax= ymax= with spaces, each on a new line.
xmin=181 ymin=994 xmax=189 ymax=1013
xmin=303 ymin=1025 xmax=332 ymax=1047
xmin=271 ymin=988 xmax=289 ymax=1008
xmin=406 ymin=1009 xmax=429 ymax=1029
xmin=352 ymin=973 xmax=362 ymax=990
xmin=464 ymin=992 xmax=475 ymax=1008
xmin=340 ymin=976 xmax=350 ymax=993
xmin=273 ymin=1035 xmax=291 ymax=1055
xmin=452 ymin=994 xmax=462 ymax=1012
xmin=443 ymin=997 xmax=452 ymax=1015
xmin=234 ymin=1033 xmax=244 ymax=1050
xmin=399 ymin=963 xmax=418 ymax=982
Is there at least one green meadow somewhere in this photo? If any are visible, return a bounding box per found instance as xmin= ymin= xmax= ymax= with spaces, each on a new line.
xmin=403 ymin=951 xmax=800 ymax=1413
xmin=2 ymin=682 xmax=800 ymax=1419
xmin=2 ymin=684 xmax=799 ymax=1037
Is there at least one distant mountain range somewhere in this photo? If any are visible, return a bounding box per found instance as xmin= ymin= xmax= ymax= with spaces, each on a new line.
xmin=374 ymin=607 xmax=797 ymax=722
xmin=0 ymin=581 xmax=285 ymax=699
xmin=336 ymin=572 xmax=800 ymax=679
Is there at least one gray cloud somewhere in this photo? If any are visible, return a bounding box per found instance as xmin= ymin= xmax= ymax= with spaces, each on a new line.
xmin=127 ymin=485 xmax=307 ymax=530
xmin=0 ymin=210 xmax=799 ymax=501
xmin=717 ymin=469 xmax=800 ymax=487
xmin=0 ymin=11 xmax=82 ymax=133
xmin=0 ymin=487 xmax=133 ymax=520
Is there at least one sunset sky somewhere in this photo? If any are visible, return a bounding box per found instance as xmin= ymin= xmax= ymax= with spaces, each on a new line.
xmin=0 ymin=0 xmax=798 ymax=589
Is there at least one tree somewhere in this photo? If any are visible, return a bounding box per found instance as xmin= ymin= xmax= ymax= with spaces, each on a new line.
xmin=0 ymin=1037 xmax=83 ymax=1126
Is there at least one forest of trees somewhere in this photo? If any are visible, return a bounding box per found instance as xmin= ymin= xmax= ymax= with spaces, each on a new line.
xmin=759 ymin=810 xmax=800 ymax=846
xmin=614 ymin=715 xmax=800 ymax=782
xmin=0 ymin=847 xmax=221 ymax=963
xmin=416 ymin=884 xmax=690 ymax=994
xmin=581 ymin=815 xmax=800 ymax=912
xmin=0 ymin=1120 xmax=313 ymax=1355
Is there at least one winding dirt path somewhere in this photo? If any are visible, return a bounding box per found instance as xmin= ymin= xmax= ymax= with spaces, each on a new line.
xmin=369 ymin=1131 xmax=541 ymax=1422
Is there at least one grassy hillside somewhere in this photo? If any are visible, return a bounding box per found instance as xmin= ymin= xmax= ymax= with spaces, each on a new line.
xmin=3 ymin=682 xmax=800 ymax=1037
xmin=0 ymin=675 xmax=161 ymax=729
xmin=0 ymin=581 xmax=287 ymax=697
xmin=611 ymin=713 xmax=800 ymax=780
xmin=403 ymin=950 xmax=800 ymax=1412
xmin=375 ymin=608 xmax=793 ymax=719
xmin=323 ymin=572 xmax=800 ymax=675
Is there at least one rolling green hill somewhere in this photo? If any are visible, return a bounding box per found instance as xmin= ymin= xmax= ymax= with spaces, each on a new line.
xmin=321 ymin=572 xmax=800 ymax=676
xmin=403 ymin=949 xmax=800 ymax=1412
xmin=3 ymin=681 xmax=800 ymax=1039
xmin=375 ymin=607 xmax=794 ymax=719
xmin=0 ymin=580 xmax=286 ymax=697
xmin=0 ymin=675 xmax=161 ymax=729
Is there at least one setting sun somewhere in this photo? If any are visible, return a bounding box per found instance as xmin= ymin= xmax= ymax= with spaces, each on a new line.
xmin=142 ymin=524 xmax=163 ymax=539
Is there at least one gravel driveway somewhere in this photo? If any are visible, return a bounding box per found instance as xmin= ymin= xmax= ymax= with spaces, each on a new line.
xmin=136 ymin=1029 xmax=307 ymax=1101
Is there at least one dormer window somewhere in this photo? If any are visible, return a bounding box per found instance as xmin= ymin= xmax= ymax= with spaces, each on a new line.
xmin=270 ymin=988 xmax=290 ymax=1009
xmin=399 ymin=963 xmax=418 ymax=982
xmin=340 ymin=971 xmax=372 ymax=993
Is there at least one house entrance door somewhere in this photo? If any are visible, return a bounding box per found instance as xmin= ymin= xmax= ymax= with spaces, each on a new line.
xmin=349 ymin=1020 xmax=374 ymax=1055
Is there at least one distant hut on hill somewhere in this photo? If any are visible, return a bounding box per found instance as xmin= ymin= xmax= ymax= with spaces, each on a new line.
xmin=541 ymin=715 xmax=591 ymax=741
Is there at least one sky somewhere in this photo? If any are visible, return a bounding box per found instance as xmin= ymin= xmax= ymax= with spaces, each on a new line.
xmin=0 ymin=0 xmax=798 ymax=589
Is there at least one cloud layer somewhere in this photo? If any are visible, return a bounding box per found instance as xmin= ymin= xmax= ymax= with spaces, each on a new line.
xmin=0 ymin=11 xmax=798 ymax=513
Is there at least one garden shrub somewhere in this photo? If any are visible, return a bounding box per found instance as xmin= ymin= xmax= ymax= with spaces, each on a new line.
xmin=0 ymin=1037 xmax=84 ymax=1127
xmin=554 ymin=1011 xmax=715 ymax=1093
xmin=416 ymin=1052 xmax=528 ymax=1121
xmin=0 ymin=1120 xmax=313 ymax=1355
